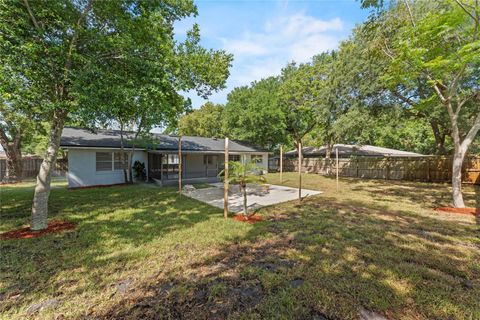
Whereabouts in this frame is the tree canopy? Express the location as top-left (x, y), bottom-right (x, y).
top-left (178, 102), bottom-right (225, 137)
top-left (0, 0), bottom-right (232, 229)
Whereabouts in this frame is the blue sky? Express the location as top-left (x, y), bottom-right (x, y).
top-left (176, 0), bottom-right (370, 108)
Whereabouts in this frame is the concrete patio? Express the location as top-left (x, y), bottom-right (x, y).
top-left (184, 182), bottom-right (322, 213)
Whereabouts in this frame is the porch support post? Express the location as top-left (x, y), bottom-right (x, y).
top-left (178, 137), bottom-right (182, 195)
top-left (280, 145), bottom-right (283, 183)
top-left (298, 141), bottom-right (302, 202)
top-left (224, 137), bottom-right (229, 219)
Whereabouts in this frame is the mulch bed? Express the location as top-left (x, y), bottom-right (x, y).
top-left (0, 220), bottom-right (77, 240)
top-left (434, 207), bottom-right (479, 217)
top-left (233, 214), bottom-right (263, 224)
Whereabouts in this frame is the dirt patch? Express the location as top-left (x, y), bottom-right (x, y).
top-left (0, 220), bottom-right (77, 239)
top-left (434, 207), bottom-right (479, 216)
top-left (233, 213), bottom-right (263, 224)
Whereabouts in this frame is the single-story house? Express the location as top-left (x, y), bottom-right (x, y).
top-left (60, 127), bottom-right (269, 188)
top-left (283, 144), bottom-right (423, 158)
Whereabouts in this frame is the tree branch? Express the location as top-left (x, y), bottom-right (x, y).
top-left (403, 0), bottom-right (416, 28)
top-left (63, 0), bottom-right (94, 86)
top-left (460, 110), bottom-right (480, 149)
top-left (22, 0), bottom-right (41, 31)
top-left (455, 0), bottom-right (477, 22)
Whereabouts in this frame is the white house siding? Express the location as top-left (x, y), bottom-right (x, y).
top-left (66, 148), bottom-right (147, 188)
top-left (184, 154), bottom-right (207, 179)
top-left (242, 153), bottom-right (269, 173)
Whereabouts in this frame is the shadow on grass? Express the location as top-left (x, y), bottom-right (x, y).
top-left (93, 194), bottom-right (480, 320)
top-left (0, 184), bottom-right (221, 315)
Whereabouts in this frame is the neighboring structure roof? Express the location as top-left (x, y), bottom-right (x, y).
top-left (0, 150), bottom-right (5, 158)
top-left (284, 144), bottom-right (423, 158)
top-left (60, 127), bottom-right (266, 153)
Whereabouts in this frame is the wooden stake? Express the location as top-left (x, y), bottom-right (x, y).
top-left (178, 136), bottom-right (182, 195)
top-left (224, 137), bottom-right (229, 219)
top-left (336, 147), bottom-right (339, 192)
top-left (298, 141), bottom-right (302, 202)
top-left (280, 145), bottom-right (283, 183)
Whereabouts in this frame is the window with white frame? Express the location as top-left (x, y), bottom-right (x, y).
top-left (96, 152), bottom-right (128, 171)
top-left (96, 152), bottom-right (112, 171)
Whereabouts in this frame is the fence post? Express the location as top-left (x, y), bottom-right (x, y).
top-left (355, 158), bottom-right (358, 178)
top-left (224, 138), bottom-right (229, 219)
top-left (386, 156), bottom-right (390, 180)
top-left (426, 157), bottom-right (431, 182)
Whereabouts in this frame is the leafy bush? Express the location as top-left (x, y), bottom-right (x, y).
top-left (132, 161), bottom-right (146, 181)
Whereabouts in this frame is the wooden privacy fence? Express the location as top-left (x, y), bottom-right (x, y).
top-left (269, 156), bottom-right (480, 185)
top-left (0, 157), bottom-right (67, 180)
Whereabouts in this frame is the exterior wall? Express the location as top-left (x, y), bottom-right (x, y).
top-left (67, 148), bottom-right (269, 188)
top-left (184, 153), bottom-right (208, 178)
top-left (242, 153), bottom-right (269, 173)
top-left (66, 148), bottom-right (147, 188)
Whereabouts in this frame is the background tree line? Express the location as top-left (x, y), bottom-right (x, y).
top-left (177, 0), bottom-right (479, 160)
top-left (176, 0), bottom-right (480, 208)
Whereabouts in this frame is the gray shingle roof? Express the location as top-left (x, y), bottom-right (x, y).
top-left (60, 127), bottom-right (266, 153)
top-left (284, 144), bottom-right (423, 158)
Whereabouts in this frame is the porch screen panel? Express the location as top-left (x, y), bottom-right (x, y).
top-left (96, 152), bottom-right (113, 171)
top-left (229, 155), bottom-right (241, 162)
top-left (162, 154), bottom-right (179, 180)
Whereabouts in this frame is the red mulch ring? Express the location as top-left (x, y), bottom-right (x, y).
top-left (233, 213), bottom-right (263, 224)
top-left (0, 220), bottom-right (77, 240)
top-left (434, 207), bottom-right (479, 217)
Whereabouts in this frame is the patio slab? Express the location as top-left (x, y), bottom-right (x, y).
top-left (184, 182), bottom-right (322, 213)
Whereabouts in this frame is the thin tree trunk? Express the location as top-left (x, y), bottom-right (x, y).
top-left (241, 183), bottom-right (247, 216)
top-left (298, 141), bottom-right (302, 202)
top-left (119, 122), bottom-right (128, 184)
top-left (31, 110), bottom-right (66, 230)
top-left (325, 143), bottom-right (333, 175)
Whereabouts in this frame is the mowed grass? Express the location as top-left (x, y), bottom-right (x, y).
top-left (0, 174), bottom-right (479, 319)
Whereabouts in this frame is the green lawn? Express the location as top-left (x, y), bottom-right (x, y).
top-left (0, 175), bottom-right (479, 319)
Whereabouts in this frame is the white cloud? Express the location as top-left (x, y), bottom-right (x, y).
top-left (184, 11), bottom-right (346, 108)
top-left (222, 39), bottom-right (269, 56)
top-left (221, 12), bottom-right (344, 87)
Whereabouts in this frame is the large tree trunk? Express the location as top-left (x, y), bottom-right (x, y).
top-left (31, 111), bottom-right (66, 230)
top-left (449, 106), bottom-right (480, 208)
top-left (3, 144), bottom-right (23, 182)
top-left (430, 120), bottom-right (448, 155)
top-left (451, 146), bottom-right (467, 208)
top-left (0, 130), bottom-right (23, 182)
